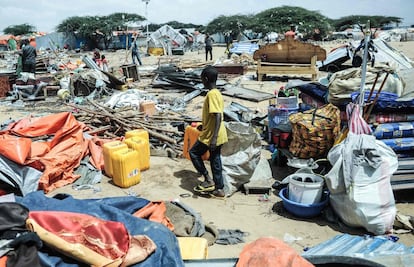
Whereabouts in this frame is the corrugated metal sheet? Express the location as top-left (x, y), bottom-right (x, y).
top-left (303, 234), bottom-right (414, 267)
top-left (303, 234), bottom-right (414, 256)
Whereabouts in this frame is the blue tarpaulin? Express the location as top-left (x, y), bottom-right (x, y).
top-left (17, 191), bottom-right (184, 267)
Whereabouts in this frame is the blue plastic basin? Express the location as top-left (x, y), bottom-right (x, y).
top-left (279, 187), bottom-right (329, 218)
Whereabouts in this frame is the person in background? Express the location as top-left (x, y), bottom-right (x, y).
top-left (20, 39), bottom-right (37, 74)
top-left (284, 25), bottom-right (296, 39)
top-left (8, 36), bottom-right (17, 51)
top-left (93, 49), bottom-right (101, 63)
top-left (100, 55), bottom-right (109, 72)
top-left (204, 33), bottom-right (214, 61)
top-left (224, 32), bottom-right (233, 59)
top-left (312, 28), bottom-right (322, 41)
top-left (190, 66), bottom-right (228, 198)
top-left (131, 37), bottom-right (142, 66)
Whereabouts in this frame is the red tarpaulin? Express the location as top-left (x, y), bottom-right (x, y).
top-left (0, 112), bottom-right (106, 193)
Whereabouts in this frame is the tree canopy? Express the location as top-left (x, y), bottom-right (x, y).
top-left (205, 6), bottom-right (333, 39)
top-left (2, 6), bottom-right (402, 50)
top-left (56, 13), bottom-right (145, 49)
top-left (205, 15), bottom-right (253, 38)
top-left (253, 6), bottom-right (332, 36)
top-left (3, 23), bottom-right (36, 36)
top-left (332, 15), bottom-right (402, 31)
top-left (202, 6), bottom-right (403, 40)
top-left (56, 13), bottom-right (145, 36)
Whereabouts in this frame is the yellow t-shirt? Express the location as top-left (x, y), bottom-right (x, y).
top-left (199, 89), bottom-right (228, 146)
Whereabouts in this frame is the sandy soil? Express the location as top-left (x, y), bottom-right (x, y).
top-left (1, 41), bottom-right (414, 259)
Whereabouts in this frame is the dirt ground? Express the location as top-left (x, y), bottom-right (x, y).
top-left (1, 41), bottom-right (414, 259)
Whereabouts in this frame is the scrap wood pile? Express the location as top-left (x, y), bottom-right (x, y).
top-left (68, 100), bottom-right (189, 157)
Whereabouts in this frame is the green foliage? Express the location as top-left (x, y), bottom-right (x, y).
top-left (51, 6), bottom-right (404, 48)
top-left (3, 23), bottom-right (36, 35)
top-left (333, 15), bottom-right (402, 31)
top-left (56, 13), bottom-right (144, 37)
top-left (205, 14), bottom-right (253, 36)
top-left (253, 6), bottom-right (332, 37)
top-left (203, 6), bottom-right (333, 39)
top-left (56, 13), bottom-right (145, 49)
top-left (146, 21), bottom-right (203, 33)
top-left (162, 21), bottom-right (203, 29)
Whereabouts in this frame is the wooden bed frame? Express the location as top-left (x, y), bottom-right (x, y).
top-left (253, 37), bottom-right (326, 81)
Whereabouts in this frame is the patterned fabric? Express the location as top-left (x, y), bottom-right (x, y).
top-left (27, 211), bottom-right (156, 267)
top-left (368, 113), bottom-right (414, 124)
top-left (289, 104), bottom-right (341, 159)
top-left (372, 122), bottom-right (414, 139)
top-left (346, 103), bottom-right (372, 135)
top-left (380, 138), bottom-right (414, 152)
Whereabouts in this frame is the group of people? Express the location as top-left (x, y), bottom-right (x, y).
top-left (92, 49), bottom-right (109, 72)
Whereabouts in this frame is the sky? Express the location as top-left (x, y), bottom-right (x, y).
top-left (1, 0), bottom-right (413, 34)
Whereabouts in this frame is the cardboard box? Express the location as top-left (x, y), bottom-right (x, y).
top-left (140, 101), bottom-right (156, 116)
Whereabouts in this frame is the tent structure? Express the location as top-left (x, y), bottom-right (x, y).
top-left (317, 38), bottom-right (413, 72)
top-left (149, 25), bottom-right (187, 55)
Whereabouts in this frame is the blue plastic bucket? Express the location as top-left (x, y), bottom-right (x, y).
top-left (279, 187), bottom-right (329, 218)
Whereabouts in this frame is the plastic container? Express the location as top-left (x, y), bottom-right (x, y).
top-left (268, 106), bottom-right (299, 129)
top-left (182, 124), bottom-right (210, 160)
top-left (287, 173), bottom-right (324, 204)
top-left (124, 136), bottom-right (150, 171)
top-left (125, 129), bottom-right (149, 143)
top-left (276, 95), bottom-right (299, 109)
top-left (111, 148), bottom-right (141, 188)
top-left (177, 237), bottom-right (209, 260)
top-left (102, 141), bottom-right (128, 178)
top-left (279, 187), bottom-right (329, 218)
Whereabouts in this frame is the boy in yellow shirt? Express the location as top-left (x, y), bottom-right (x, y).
top-left (190, 66), bottom-right (228, 197)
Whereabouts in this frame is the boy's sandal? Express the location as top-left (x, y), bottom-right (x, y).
top-left (209, 189), bottom-right (226, 199)
top-left (194, 183), bottom-right (215, 192)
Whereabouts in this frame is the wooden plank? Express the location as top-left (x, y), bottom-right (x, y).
top-left (221, 85), bottom-right (275, 102)
top-left (257, 55), bottom-right (319, 81)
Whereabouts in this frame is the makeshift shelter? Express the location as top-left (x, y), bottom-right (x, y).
top-left (35, 32), bottom-right (76, 51)
top-left (0, 34), bottom-right (14, 46)
top-left (317, 38), bottom-right (413, 72)
top-left (0, 34), bottom-right (16, 51)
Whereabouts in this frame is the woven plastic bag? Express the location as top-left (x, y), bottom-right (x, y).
top-left (324, 133), bottom-right (398, 235)
top-left (289, 104), bottom-right (341, 159)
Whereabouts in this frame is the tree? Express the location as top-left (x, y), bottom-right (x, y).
top-left (205, 14), bottom-right (253, 40)
top-left (332, 15), bottom-right (402, 31)
top-left (203, 6), bottom-right (333, 40)
top-left (56, 13), bottom-right (144, 49)
top-left (163, 21), bottom-right (203, 30)
top-left (252, 6), bottom-right (332, 39)
top-left (3, 23), bottom-right (36, 36)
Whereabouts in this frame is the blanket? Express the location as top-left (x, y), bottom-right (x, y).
top-left (17, 191), bottom-right (184, 267)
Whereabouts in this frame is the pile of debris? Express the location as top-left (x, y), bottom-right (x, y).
top-left (69, 99), bottom-right (189, 157)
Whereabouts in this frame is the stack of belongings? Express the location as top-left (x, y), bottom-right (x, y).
top-left (293, 38), bottom-right (414, 187)
top-left (267, 87), bottom-right (300, 150)
top-left (349, 67), bottom-right (414, 189)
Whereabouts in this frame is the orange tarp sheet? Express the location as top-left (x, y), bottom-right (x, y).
top-left (0, 34), bottom-right (14, 45)
top-left (236, 237), bottom-right (314, 267)
top-left (0, 112), bottom-right (105, 193)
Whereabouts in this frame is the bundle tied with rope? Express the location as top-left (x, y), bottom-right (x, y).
top-left (289, 104), bottom-right (341, 159)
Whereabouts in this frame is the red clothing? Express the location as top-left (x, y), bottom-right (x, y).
top-left (285, 30), bottom-right (296, 38)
